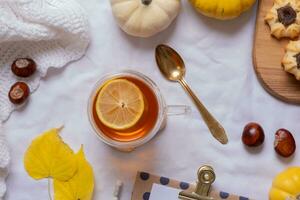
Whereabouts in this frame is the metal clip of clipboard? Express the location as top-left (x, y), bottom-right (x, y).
top-left (178, 165), bottom-right (216, 200)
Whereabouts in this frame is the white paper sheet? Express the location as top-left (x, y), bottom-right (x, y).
top-left (149, 184), bottom-right (181, 200)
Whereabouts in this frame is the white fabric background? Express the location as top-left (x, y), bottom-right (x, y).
top-left (3, 0), bottom-right (300, 199)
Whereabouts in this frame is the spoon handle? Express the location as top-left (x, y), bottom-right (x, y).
top-left (178, 78), bottom-right (228, 144)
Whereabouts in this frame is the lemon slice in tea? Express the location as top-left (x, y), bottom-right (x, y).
top-left (95, 79), bottom-right (145, 130)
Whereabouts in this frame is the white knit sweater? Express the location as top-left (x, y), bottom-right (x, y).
top-left (0, 0), bottom-right (90, 198)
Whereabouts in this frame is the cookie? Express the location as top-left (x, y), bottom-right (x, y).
top-left (282, 40), bottom-right (300, 80)
top-left (265, 0), bottom-right (300, 39)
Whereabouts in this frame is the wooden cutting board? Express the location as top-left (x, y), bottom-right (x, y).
top-left (253, 0), bottom-right (300, 104)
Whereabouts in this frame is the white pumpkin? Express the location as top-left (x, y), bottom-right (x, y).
top-left (110, 0), bottom-right (181, 38)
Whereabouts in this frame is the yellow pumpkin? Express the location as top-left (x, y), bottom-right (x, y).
top-left (189, 0), bottom-right (256, 20)
top-left (269, 167), bottom-right (300, 200)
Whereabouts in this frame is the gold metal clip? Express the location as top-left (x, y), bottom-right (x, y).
top-left (178, 165), bottom-right (215, 200)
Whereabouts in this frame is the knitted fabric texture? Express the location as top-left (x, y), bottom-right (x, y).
top-left (0, 0), bottom-right (90, 198)
top-left (0, 0), bottom-right (90, 122)
top-left (0, 123), bottom-right (9, 199)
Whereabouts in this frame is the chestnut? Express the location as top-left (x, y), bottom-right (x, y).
top-left (8, 82), bottom-right (30, 104)
top-left (274, 129), bottom-right (296, 158)
top-left (242, 122), bottom-right (265, 147)
top-left (11, 58), bottom-right (36, 77)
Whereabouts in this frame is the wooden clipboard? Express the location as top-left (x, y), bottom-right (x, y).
top-left (132, 166), bottom-right (251, 200)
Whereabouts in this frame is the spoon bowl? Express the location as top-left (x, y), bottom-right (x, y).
top-left (155, 44), bottom-right (228, 145)
top-left (155, 44), bottom-right (186, 82)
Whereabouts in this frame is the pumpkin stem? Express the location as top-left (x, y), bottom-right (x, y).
top-left (141, 0), bottom-right (152, 5)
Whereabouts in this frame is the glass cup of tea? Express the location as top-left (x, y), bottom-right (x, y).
top-left (87, 70), bottom-right (190, 152)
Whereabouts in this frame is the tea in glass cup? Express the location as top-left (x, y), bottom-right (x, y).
top-left (88, 70), bottom-right (189, 151)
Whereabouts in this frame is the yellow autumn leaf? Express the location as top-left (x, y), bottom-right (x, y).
top-left (54, 146), bottom-right (94, 200)
top-left (24, 127), bottom-right (77, 181)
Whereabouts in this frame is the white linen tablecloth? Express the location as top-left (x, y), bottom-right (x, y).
top-left (3, 0), bottom-right (300, 199)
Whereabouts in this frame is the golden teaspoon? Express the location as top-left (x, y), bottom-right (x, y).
top-left (155, 44), bottom-right (228, 145)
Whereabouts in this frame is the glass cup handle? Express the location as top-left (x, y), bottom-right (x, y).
top-left (165, 105), bottom-right (191, 116)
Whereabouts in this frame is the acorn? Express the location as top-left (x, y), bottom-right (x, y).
top-left (8, 82), bottom-right (30, 104)
top-left (11, 58), bottom-right (36, 77)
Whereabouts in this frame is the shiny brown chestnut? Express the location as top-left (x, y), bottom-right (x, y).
top-left (8, 82), bottom-right (30, 104)
top-left (242, 122), bottom-right (265, 147)
top-left (274, 129), bottom-right (296, 158)
top-left (11, 58), bottom-right (36, 77)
